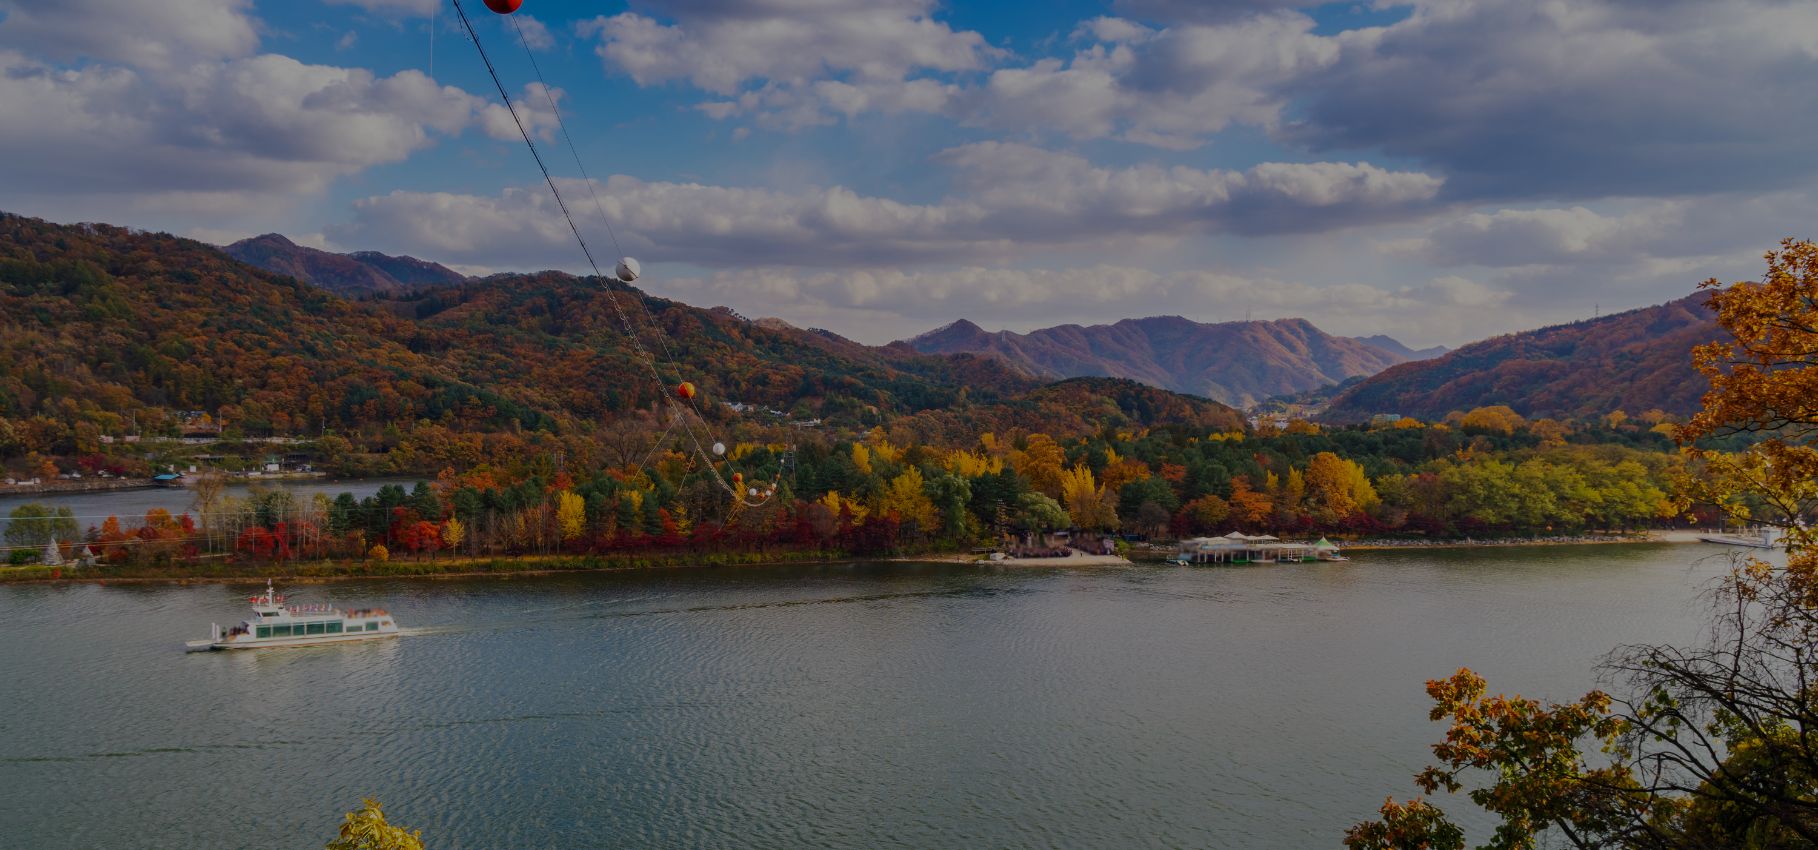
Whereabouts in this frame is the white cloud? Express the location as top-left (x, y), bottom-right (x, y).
top-left (583, 0), bottom-right (1000, 129)
top-left (1399, 191), bottom-right (1818, 272)
top-left (0, 48), bottom-right (549, 214)
top-left (587, 0), bottom-right (998, 93)
top-left (957, 12), bottom-right (1343, 148)
top-left (513, 15), bottom-right (556, 51)
top-left (330, 144), bottom-right (1444, 267)
top-left (583, 0), bottom-right (1818, 202)
top-left (0, 0), bottom-right (259, 71)
top-left (321, 0), bottom-right (439, 15)
top-left (1282, 0), bottom-right (1818, 198)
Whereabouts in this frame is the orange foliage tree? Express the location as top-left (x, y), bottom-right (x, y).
top-left (1349, 240), bottom-right (1818, 849)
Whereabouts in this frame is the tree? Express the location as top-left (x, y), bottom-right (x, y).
top-left (1134, 501), bottom-right (1171, 538)
top-left (441, 517), bottom-right (466, 554)
top-left (1348, 240), bottom-right (1818, 849)
top-left (1060, 464), bottom-right (1119, 531)
top-left (188, 469), bottom-right (228, 551)
top-left (873, 466), bottom-right (938, 532)
top-left (1117, 476), bottom-right (1179, 520)
top-left (1304, 452), bottom-right (1379, 525)
top-left (926, 471), bottom-right (974, 541)
top-left (4, 503), bottom-right (78, 549)
top-left (1184, 494), bottom-right (1230, 533)
top-left (326, 798), bottom-right (424, 850)
top-left (1456, 405), bottom-right (1526, 436)
top-left (1227, 478), bottom-right (1273, 529)
top-left (1014, 492), bottom-right (1069, 534)
top-left (555, 490), bottom-right (586, 541)
top-left (1011, 433), bottom-right (1066, 497)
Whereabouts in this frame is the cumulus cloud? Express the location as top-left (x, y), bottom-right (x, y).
top-left (0, 0), bottom-right (259, 71)
top-left (1398, 191), bottom-right (1818, 274)
top-left (329, 144), bottom-right (1444, 267)
top-left (583, 0), bottom-right (1000, 128)
top-left (0, 48), bottom-right (553, 213)
top-left (1282, 0), bottom-right (1818, 198)
top-left (584, 0), bottom-right (1818, 202)
top-left (957, 11), bottom-right (1343, 148)
top-left (587, 0), bottom-right (998, 92)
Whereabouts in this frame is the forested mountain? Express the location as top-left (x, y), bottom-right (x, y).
top-left (221, 233), bottom-right (466, 297)
top-left (0, 213), bottom-right (1238, 474)
top-left (1321, 294), bottom-right (1716, 423)
top-left (904, 316), bottom-right (1426, 407)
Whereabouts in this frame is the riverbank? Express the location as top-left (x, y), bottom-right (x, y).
top-left (0, 478), bottom-right (156, 497)
top-left (1, 532), bottom-right (1721, 585)
top-left (0, 550), bottom-right (852, 585)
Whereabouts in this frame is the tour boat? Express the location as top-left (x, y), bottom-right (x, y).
top-left (185, 580), bottom-right (400, 651)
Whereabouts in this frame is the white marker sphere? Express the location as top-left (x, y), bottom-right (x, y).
top-left (748, 488), bottom-right (758, 497)
top-left (712, 442), bottom-right (726, 456)
top-left (615, 257), bottom-right (641, 282)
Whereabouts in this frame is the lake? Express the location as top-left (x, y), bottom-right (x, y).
top-left (0, 544), bottom-right (1753, 849)
top-left (0, 478), bottom-right (424, 538)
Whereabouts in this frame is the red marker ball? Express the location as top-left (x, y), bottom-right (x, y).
top-left (484, 0), bottom-right (522, 14)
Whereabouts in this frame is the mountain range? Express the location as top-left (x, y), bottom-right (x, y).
top-left (904, 316), bottom-right (1446, 407)
top-left (0, 213), bottom-right (1242, 466)
top-left (222, 233), bottom-right (467, 297)
top-left (1320, 294), bottom-right (1716, 423)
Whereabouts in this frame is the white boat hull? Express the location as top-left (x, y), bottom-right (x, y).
top-left (195, 630), bottom-right (401, 651)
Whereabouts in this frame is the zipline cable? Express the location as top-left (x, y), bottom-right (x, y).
top-left (448, 0), bottom-right (788, 506)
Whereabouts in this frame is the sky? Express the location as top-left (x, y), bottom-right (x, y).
top-left (2, 0), bottom-right (1814, 347)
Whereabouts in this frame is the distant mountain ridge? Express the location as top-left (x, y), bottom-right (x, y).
top-left (221, 233), bottom-right (466, 297)
top-left (1, 214), bottom-right (1240, 462)
top-left (904, 315), bottom-right (1439, 407)
top-left (1321, 293), bottom-right (1716, 422)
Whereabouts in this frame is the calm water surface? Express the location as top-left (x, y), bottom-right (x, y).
top-left (0, 544), bottom-right (1752, 849)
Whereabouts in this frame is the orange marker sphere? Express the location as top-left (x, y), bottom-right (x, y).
top-left (675, 382), bottom-right (696, 400)
top-left (732, 472), bottom-right (744, 484)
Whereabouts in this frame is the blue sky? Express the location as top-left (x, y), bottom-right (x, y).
top-left (2, 0), bottom-right (1815, 346)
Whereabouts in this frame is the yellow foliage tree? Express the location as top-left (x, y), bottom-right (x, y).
top-left (367, 544), bottom-right (389, 562)
top-left (1304, 451), bottom-right (1379, 524)
top-left (441, 518), bottom-right (466, 553)
top-left (866, 427), bottom-right (902, 464)
top-left (1059, 464), bottom-right (1119, 531)
top-left (851, 442), bottom-right (873, 476)
top-left (555, 490), bottom-right (586, 541)
top-left (873, 467), bottom-right (937, 530)
top-left (326, 798), bottom-right (423, 850)
top-left (819, 490), bottom-right (869, 524)
top-left (945, 448), bottom-right (1003, 477)
top-left (1012, 433), bottom-right (1066, 497)
top-left (1458, 405), bottom-right (1527, 436)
